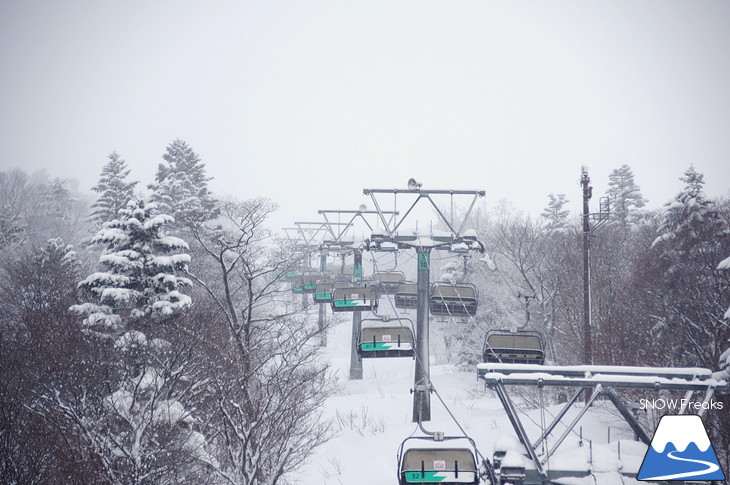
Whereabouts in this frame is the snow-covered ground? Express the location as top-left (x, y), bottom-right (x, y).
top-left (299, 312), bottom-right (649, 485)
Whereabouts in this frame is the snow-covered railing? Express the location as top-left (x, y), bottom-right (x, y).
top-left (477, 363), bottom-right (728, 393)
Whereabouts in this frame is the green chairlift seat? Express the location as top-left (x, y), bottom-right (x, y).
top-left (290, 276), bottom-right (305, 294)
top-left (313, 281), bottom-right (348, 304)
top-left (331, 286), bottom-right (378, 312)
top-left (358, 326), bottom-right (414, 358)
top-left (399, 448), bottom-right (479, 485)
top-left (301, 273), bottom-right (329, 294)
top-left (280, 265), bottom-right (309, 282)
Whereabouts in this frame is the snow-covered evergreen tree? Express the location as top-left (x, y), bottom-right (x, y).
top-left (150, 139), bottom-right (217, 230)
top-left (91, 151), bottom-right (138, 224)
top-left (653, 166), bottom-right (723, 251)
top-left (718, 254), bottom-right (730, 379)
top-left (541, 193), bottom-right (570, 231)
top-left (651, 166), bottom-right (730, 368)
top-left (72, 197), bottom-right (192, 336)
top-left (606, 164), bottom-right (646, 225)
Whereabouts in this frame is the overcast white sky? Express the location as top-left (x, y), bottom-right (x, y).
top-left (1, 1), bottom-right (729, 231)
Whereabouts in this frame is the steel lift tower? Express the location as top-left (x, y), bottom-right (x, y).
top-left (364, 180), bottom-right (485, 422)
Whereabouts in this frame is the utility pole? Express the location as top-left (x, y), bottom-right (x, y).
top-left (580, 167), bottom-right (610, 403)
top-left (581, 168), bottom-right (592, 367)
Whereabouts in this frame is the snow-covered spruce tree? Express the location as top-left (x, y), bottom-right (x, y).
top-left (72, 197), bottom-right (192, 337)
top-left (650, 166), bottom-right (730, 368)
top-left (150, 139), bottom-right (217, 231)
top-left (541, 193), bottom-right (571, 232)
top-left (63, 198), bottom-right (218, 484)
top-left (606, 164), bottom-right (646, 226)
top-left (91, 151), bottom-right (138, 225)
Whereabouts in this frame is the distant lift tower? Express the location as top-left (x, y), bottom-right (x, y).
top-left (318, 208), bottom-right (398, 380)
top-left (364, 180), bottom-right (485, 422)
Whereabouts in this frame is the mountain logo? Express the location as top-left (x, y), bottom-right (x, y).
top-left (637, 415), bottom-right (725, 481)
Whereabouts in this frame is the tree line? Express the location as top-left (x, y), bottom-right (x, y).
top-left (0, 140), bottom-right (333, 484)
top-left (433, 164), bottom-right (730, 472)
top-left (1, 150), bottom-right (728, 482)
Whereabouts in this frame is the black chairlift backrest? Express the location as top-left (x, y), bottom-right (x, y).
top-left (429, 283), bottom-right (478, 317)
top-left (372, 271), bottom-right (406, 295)
top-left (331, 286), bottom-right (378, 312)
top-left (395, 283), bottom-right (418, 309)
top-left (399, 447), bottom-right (479, 485)
top-left (483, 329), bottom-right (545, 365)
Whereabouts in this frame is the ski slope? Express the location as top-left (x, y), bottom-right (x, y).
top-left (299, 314), bottom-right (648, 485)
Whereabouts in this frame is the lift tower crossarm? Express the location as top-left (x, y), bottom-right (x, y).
top-left (318, 209), bottom-right (398, 244)
top-left (363, 188), bottom-right (484, 239)
top-left (363, 189), bottom-right (486, 196)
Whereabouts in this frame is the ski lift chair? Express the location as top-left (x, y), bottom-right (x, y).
top-left (429, 283), bottom-right (478, 317)
top-left (358, 326), bottom-right (414, 358)
top-left (302, 274), bottom-right (331, 294)
top-left (372, 271), bottom-right (406, 295)
top-left (290, 276), bottom-right (305, 294)
top-left (483, 329), bottom-right (545, 365)
top-left (281, 265), bottom-right (307, 282)
top-left (395, 283), bottom-right (418, 309)
top-left (331, 286), bottom-right (378, 312)
top-left (398, 436), bottom-right (480, 485)
top-left (335, 265), bottom-right (355, 282)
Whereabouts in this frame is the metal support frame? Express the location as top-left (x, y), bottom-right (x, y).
top-left (532, 387), bottom-right (584, 450)
top-left (319, 209), bottom-right (398, 243)
top-left (363, 188), bottom-right (485, 240)
top-left (349, 249), bottom-right (364, 380)
top-left (493, 381), bottom-right (546, 477)
top-left (544, 384), bottom-right (602, 463)
top-left (363, 184), bottom-right (486, 424)
top-left (479, 363), bottom-right (727, 482)
top-left (601, 387), bottom-right (650, 444)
